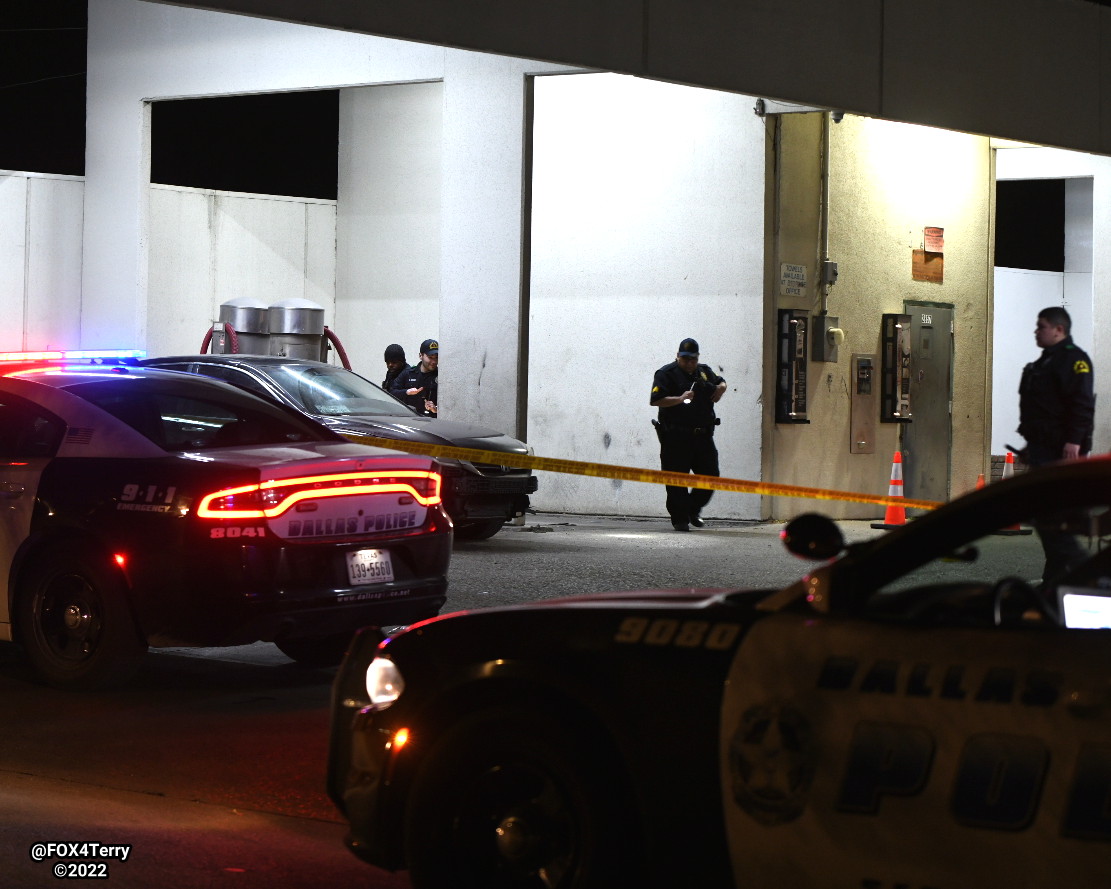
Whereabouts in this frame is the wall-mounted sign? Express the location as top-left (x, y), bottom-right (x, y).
top-left (924, 226), bottom-right (944, 253)
top-left (780, 262), bottom-right (807, 297)
top-left (912, 249), bottom-right (944, 283)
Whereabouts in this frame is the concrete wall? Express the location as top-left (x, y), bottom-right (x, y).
top-left (85, 0), bottom-right (771, 519)
top-left (86, 0), bottom-right (579, 442)
top-left (147, 185), bottom-right (337, 357)
top-left (766, 115), bottom-right (995, 519)
top-left (336, 83), bottom-right (442, 382)
top-left (527, 73), bottom-right (765, 518)
top-left (0, 172), bottom-right (84, 352)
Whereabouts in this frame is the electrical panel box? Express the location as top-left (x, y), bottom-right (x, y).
top-left (812, 313), bottom-right (840, 363)
top-left (850, 354), bottom-right (877, 453)
top-left (776, 309), bottom-right (809, 423)
top-left (880, 313), bottom-right (913, 422)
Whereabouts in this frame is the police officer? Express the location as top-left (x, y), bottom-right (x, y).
top-left (651, 337), bottom-right (727, 531)
top-left (1018, 306), bottom-right (1095, 583)
top-left (382, 343), bottom-right (409, 391)
top-left (391, 338), bottom-right (439, 416)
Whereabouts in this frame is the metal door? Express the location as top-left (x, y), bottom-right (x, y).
top-left (900, 303), bottom-right (953, 502)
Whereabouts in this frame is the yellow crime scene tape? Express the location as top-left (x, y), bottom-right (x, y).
top-left (342, 433), bottom-right (944, 512)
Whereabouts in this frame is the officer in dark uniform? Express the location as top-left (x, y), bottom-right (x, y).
top-left (651, 337), bottom-right (727, 531)
top-left (382, 343), bottom-right (409, 391)
top-left (1018, 306), bottom-right (1095, 583)
top-left (390, 338), bottom-right (438, 416)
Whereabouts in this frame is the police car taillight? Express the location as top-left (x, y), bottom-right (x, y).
top-left (0, 349), bottom-right (145, 376)
top-left (197, 470), bottom-right (443, 519)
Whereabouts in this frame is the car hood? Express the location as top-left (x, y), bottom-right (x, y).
top-left (533, 588), bottom-right (743, 606)
top-left (316, 415), bottom-right (530, 456)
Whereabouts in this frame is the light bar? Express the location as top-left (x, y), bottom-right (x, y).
top-left (198, 470), bottom-right (443, 519)
top-left (0, 349), bottom-right (146, 361)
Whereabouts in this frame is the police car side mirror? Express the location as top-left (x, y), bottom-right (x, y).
top-left (781, 513), bottom-right (844, 561)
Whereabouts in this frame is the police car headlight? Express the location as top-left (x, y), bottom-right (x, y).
top-left (366, 656), bottom-right (404, 709)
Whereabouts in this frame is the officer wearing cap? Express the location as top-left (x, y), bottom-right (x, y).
top-left (382, 343), bottom-right (409, 391)
top-left (390, 338), bottom-right (439, 416)
top-left (651, 337), bottom-right (727, 531)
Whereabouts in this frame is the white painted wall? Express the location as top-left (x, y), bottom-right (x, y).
top-left (994, 146), bottom-right (1106, 453)
top-left (336, 83), bottom-right (443, 381)
top-left (84, 0), bottom-right (450, 352)
top-left (147, 185), bottom-right (337, 357)
top-left (85, 0), bottom-right (578, 435)
top-left (528, 74), bottom-right (765, 518)
top-left (0, 172), bottom-right (83, 352)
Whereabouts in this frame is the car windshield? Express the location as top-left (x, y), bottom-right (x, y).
top-left (269, 364), bottom-right (415, 418)
top-left (68, 376), bottom-right (335, 450)
top-left (822, 460), bottom-right (1111, 628)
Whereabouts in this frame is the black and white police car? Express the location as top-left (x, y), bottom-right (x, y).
top-left (141, 355), bottom-right (538, 540)
top-left (0, 351), bottom-right (452, 689)
top-left (328, 457), bottom-right (1111, 889)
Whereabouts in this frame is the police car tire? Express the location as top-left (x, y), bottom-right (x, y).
top-left (274, 632), bottom-right (352, 667)
top-left (403, 706), bottom-right (636, 889)
top-left (18, 545), bottom-right (147, 690)
top-left (454, 519), bottom-right (506, 541)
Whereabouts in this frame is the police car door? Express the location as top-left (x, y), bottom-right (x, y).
top-left (0, 396), bottom-right (64, 640)
top-left (721, 610), bottom-right (1111, 889)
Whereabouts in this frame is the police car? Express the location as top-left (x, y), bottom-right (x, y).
top-left (328, 457), bottom-right (1111, 889)
top-left (141, 355), bottom-right (538, 540)
top-left (0, 351), bottom-right (452, 689)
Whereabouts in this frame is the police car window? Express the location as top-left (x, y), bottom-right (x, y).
top-left (69, 379), bottom-right (330, 450)
top-left (196, 365), bottom-right (272, 399)
top-left (0, 399), bottom-right (64, 459)
top-left (876, 530), bottom-right (1046, 596)
top-left (273, 365), bottom-right (412, 416)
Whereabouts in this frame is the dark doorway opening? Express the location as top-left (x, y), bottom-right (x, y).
top-left (150, 91), bottom-right (340, 200)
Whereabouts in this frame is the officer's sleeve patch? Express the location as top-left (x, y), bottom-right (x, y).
top-left (652, 385), bottom-right (659, 393)
top-left (1074, 360), bottom-right (1091, 374)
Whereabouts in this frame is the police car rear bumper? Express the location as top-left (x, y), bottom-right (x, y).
top-left (135, 527), bottom-right (452, 647)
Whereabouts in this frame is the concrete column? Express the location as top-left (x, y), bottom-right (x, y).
top-left (439, 52), bottom-right (532, 436)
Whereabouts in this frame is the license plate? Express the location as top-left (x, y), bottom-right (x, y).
top-left (346, 549), bottom-right (394, 585)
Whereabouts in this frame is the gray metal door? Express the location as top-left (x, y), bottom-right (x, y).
top-left (900, 302), bottom-right (953, 502)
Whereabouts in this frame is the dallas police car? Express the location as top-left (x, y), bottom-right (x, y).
top-left (328, 457), bottom-right (1111, 889)
top-left (0, 350), bottom-right (451, 689)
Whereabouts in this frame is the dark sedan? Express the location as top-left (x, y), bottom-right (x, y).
top-left (142, 355), bottom-right (537, 539)
top-left (328, 457), bottom-right (1111, 889)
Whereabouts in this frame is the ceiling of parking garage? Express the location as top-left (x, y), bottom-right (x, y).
top-left (152, 0), bottom-right (1111, 156)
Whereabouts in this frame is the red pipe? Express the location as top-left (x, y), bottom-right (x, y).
top-left (324, 327), bottom-right (352, 370)
top-left (199, 322), bottom-right (240, 354)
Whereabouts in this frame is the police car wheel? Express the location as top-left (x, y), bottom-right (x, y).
top-left (274, 632), bottom-right (352, 667)
top-left (404, 707), bottom-right (635, 889)
top-left (17, 545), bottom-right (147, 690)
top-left (454, 519), bottom-right (506, 541)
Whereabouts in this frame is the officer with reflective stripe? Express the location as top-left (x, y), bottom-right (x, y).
top-left (1018, 306), bottom-right (1095, 584)
top-left (651, 337), bottom-right (727, 531)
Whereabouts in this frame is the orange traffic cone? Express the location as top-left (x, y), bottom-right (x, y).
top-left (995, 451), bottom-right (1032, 535)
top-left (976, 472), bottom-right (985, 490)
top-left (870, 451), bottom-right (907, 530)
